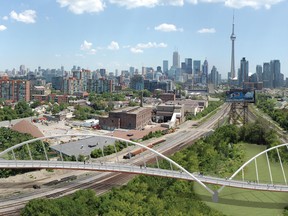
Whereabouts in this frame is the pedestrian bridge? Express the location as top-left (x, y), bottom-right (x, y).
top-left (0, 134), bottom-right (288, 201)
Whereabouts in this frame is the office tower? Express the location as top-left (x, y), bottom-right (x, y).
top-left (129, 66), bottom-right (135, 76)
top-left (210, 66), bottom-right (219, 87)
top-left (181, 62), bottom-right (186, 72)
top-left (193, 60), bottom-right (201, 75)
top-left (19, 64), bottom-right (26, 76)
top-left (142, 67), bottom-right (146, 76)
top-left (262, 62), bottom-right (272, 88)
top-left (238, 57), bottom-right (249, 87)
top-left (256, 65), bottom-right (263, 82)
top-left (185, 58), bottom-right (192, 74)
top-left (202, 59), bottom-right (208, 84)
top-left (270, 60), bottom-right (281, 88)
top-left (163, 60), bottom-right (169, 75)
top-left (230, 13), bottom-right (236, 80)
top-left (173, 51), bottom-right (180, 68)
top-left (99, 69), bottom-right (107, 78)
top-left (61, 66), bottom-right (64, 76)
top-left (193, 60), bottom-right (201, 84)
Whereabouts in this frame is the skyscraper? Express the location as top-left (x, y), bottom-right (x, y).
top-left (256, 65), bottom-right (263, 82)
top-left (263, 62), bottom-right (272, 88)
top-left (230, 13), bottom-right (236, 81)
top-left (193, 60), bottom-right (201, 75)
top-left (238, 57), bottom-right (249, 87)
top-left (210, 66), bottom-right (219, 86)
top-left (270, 60), bottom-right (282, 88)
top-left (173, 51), bottom-right (180, 68)
top-left (202, 59), bottom-right (208, 84)
top-left (185, 58), bottom-right (192, 74)
top-left (163, 60), bottom-right (169, 75)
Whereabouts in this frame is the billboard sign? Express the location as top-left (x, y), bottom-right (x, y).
top-left (225, 89), bottom-right (255, 103)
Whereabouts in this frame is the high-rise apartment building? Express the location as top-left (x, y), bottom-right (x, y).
top-left (0, 75), bottom-right (30, 102)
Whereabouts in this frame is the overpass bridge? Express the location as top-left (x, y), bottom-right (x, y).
top-left (1, 134), bottom-right (288, 202)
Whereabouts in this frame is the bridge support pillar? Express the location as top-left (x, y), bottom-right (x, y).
top-left (212, 190), bottom-right (219, 203)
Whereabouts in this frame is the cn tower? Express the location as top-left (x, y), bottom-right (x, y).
top-left (230, 12), bottom-right (236, 80)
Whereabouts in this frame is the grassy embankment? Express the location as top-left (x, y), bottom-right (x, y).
top-left (194, 143), bottom-right (288, 216)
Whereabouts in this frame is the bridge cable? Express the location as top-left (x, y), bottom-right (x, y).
top-left (255, 158), bottom-right (259, 184)
top-left (26, 144), bottom-right (33, 160)
top-left (266, 152), bottom-right (273, 184)
top-left (276, 148), bottom-right (287, 185)
top-left (113, 141), bottom-right (119, 163)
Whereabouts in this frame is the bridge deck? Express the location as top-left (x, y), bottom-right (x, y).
top-left (1, 160), bottom-right (288, 192)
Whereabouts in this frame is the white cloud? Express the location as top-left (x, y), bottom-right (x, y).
top-left (89, 49), bottom-right (97, 54)
top-left (108, 0), bottom-right (283, 9)
top-left (136, 42), bottom-right (167, 49)
top-left (0, 25), bottom-right (7, 31)
top-left (2, 16), bottom-right (8, 20)
top-left (194, 0), bottom-right (283, 9)
top-left (108, 41), bottom-right (120, 50)
top-left (109, 0), bottom-right (185, 9)
top-left (223, 0), bottom-right (284, 9)
top-left (130, 42), bottom-right (167, 53)
top-left (197, 28), bottom-right (216, 33)
top-left (155, 23), bottom-right (183, 32)
top-left (130, 47), bottom-right (144, 53)
top-left (57, 0), bottom-right (105, 14)
top-left (10, 10), bottom-right (36, 23)
top-left (109, 0), bottom-right (159, 8)
top-left (80, 40), bottom-right (93, 51)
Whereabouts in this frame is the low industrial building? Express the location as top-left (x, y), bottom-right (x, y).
top-left (155, 99), bottom-right (208, 128)
top-left (99, 106), bottom-right (152, 130)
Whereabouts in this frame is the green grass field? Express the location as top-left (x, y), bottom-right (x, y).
top-left (194, 143), bottom-right (288, 216)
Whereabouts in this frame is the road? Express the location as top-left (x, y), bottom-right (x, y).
top-left (0, 103), bottom-right (230, 215)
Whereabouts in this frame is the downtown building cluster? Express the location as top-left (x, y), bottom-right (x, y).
top-left (228, 57), bottom-right (284, 90)
top-left (0, 50), bottom-right (221, 103)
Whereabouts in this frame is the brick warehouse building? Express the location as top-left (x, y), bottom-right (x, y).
top-left (99, 106), bottom-right (152, 130)
top-left (0, 75), bottom-right (30, 102)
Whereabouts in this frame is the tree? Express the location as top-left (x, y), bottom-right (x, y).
top-left (14, 101), bottom-right (33, 118)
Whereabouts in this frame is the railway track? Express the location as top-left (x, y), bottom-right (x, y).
top-left (0, 104), bottom-right (229, 215)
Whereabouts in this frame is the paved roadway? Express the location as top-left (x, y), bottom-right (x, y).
top-left (0, 117), bottom-right (33, 128)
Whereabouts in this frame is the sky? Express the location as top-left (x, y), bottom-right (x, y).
top-left (0, 0), bottom-right (287, 78)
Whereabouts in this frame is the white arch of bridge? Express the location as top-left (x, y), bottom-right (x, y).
top-left (218, 142), bottom-right (288, 193)
top-left (0, 134), bottom-right (214, 194)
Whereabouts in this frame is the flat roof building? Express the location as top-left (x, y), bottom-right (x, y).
top-left (99, 106), bottom-right (152, 130)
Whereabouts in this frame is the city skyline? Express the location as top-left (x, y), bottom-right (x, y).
top-left (0, 0), bottom-right (288, 78)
